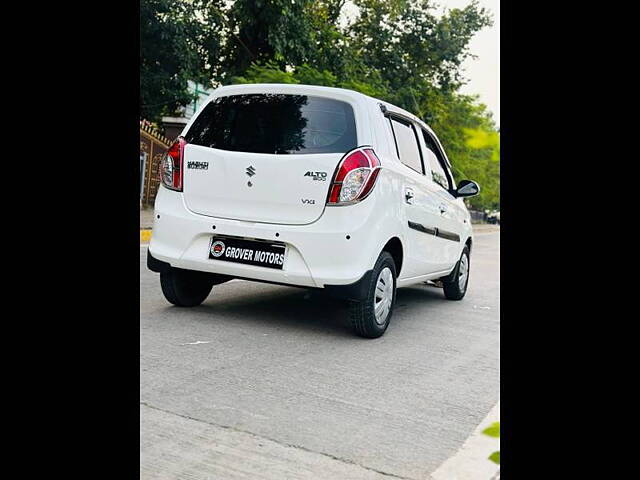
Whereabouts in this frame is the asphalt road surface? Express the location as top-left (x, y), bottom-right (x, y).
top-left (140, 232), bottom-right (500, 480)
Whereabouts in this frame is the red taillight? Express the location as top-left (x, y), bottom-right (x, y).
top-left (327, 147), bottom-right (382, 205)
top-left (160, 136), bottom-right (186, 191)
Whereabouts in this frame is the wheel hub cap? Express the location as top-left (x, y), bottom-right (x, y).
top-left (458, 254), bottom-right (469, 290)
top-left (374, 267), bottom-right (393, 325)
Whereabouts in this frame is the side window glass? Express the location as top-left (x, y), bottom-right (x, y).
top-left (389, 117), bottom-right (423, 174)
top-left (421, 130), bottom-right (451, 190)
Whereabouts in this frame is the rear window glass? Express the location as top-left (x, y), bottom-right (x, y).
top-left (185, 94), bottom-right (357, 154)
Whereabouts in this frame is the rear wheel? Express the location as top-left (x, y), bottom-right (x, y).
top-left (349, 252), bottom-right (396, 338)
top-left (443, 246), bottom-right (470, 300)
top-left (160, 267), bottom-right (214, 307)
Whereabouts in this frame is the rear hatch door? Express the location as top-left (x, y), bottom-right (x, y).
top-left (182, 93), bottom-right (358, 225)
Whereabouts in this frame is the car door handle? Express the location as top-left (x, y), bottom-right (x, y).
top-left (405, 189), bottom-right (414, 204)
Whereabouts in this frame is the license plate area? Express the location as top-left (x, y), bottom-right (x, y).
top-left (209, 236), bottom-right (286, 270)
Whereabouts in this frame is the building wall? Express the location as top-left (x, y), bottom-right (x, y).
top-left (140, 121), bottom-right (171, 207)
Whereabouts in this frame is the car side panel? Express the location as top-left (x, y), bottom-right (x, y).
top-left (368, 101), bottom-right (451, 278)
top-left (370, 98), bottom-right (472, 274)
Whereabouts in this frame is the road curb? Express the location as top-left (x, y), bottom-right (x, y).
top-left (141, 229), bottom-right (152, 244)
top-left (431, 401), bottom-right (500, 480)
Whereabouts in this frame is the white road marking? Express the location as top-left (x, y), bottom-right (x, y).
top-left (179, 341), bottom-right (211, 346)
top-left (430, 401), bottom-right (500, 480)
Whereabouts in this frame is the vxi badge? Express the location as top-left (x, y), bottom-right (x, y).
top-left (304, 171), bottom-right (327, 181)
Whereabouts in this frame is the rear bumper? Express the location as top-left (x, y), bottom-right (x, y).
top-left (147, 249), bottom-right (373, 300)
top-left (148, 186), bottom-right (385, 289)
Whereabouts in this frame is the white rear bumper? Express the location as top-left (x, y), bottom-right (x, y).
top-left (148, 186), bottom-right (389, 288)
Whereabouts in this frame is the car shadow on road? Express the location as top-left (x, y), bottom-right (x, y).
top-left (167, 281), bottom-right (450, 338)
top-left (395, 284), bottom-right (449, 310)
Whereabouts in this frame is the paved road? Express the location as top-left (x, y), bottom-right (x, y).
top-left (140, 232), bottom-right (500, 480)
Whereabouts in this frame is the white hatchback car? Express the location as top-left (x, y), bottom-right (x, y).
top-left (148, 83), bottom-right (480, 338)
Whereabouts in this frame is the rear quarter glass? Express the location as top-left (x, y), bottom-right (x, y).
top-left (184, 94), bottom-right (357, 155)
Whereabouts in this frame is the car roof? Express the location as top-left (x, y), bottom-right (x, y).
top-left (212, 83), bottom-right (369, 101)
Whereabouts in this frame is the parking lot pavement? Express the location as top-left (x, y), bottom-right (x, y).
top-left (471, 224), bottom-right (500, 234)
top-left (141, 208), bottom-right (155, 229)
top-left (140, 232), bottom-right (500, 479)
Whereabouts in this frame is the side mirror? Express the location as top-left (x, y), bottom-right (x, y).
top-left (455, 179), bottom-right (480, 198)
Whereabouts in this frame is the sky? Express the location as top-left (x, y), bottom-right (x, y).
top-left (342, 0), bottom-right (500, 127)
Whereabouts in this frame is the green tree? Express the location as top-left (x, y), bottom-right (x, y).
top-left (426, 91), bottom-right (499, 210)
top-left (348, 0), bottom-right (492, 92)
top-left (231, 60), bottom-right (299, 84)
top-left (140, 0), bottom-right (224, 122)
top-left (303, 1), bottom-right (351, 75)
top-left (221, 0), bottom-right (319, 81)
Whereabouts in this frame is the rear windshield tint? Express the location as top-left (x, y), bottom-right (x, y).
top-left (185, 94), bottom-right (357, 154)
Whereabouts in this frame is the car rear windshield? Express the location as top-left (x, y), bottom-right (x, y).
top-left (185, 94), bottom-right (357, 154)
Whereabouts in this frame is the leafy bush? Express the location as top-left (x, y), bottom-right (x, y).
top-left (482, 421), bottom-right (500, 464)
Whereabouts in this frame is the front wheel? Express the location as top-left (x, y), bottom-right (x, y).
top-left (349, 252), bottom-right (397, 338)
top-left (160, 267), bottom-right (214, 307)
top-left (443, 246), bottom-right (470, 300)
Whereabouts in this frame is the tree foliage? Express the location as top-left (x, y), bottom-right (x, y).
top-left (140, 0), bottom-right (500, 209)
top-left (222, 0), bottom-right (317, 79)
top-left (140, 0), bottom-right (225, 120)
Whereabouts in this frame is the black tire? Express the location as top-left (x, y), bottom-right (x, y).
top-left (160, 267), bottom-right (214, 307)
top-left (349, 252), bottom-right (397, 339)
top-left (443, 246), bottom-right (470, 301)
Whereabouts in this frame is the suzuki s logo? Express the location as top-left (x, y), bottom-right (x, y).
top-left (246, 165), bottom-right (256, 177)
top-left (301, 199), bottom-right (316, 205)
top-left (304, 171), bottom-right (327, 181)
